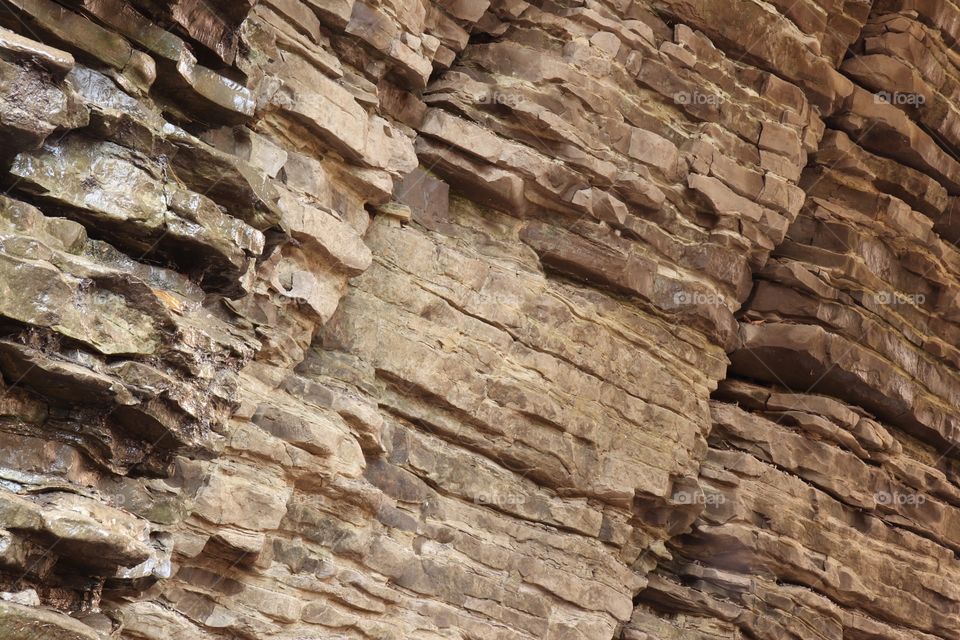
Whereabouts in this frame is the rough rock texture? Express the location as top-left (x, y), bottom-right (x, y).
top-left (0, 0), bottom-right (958, 639)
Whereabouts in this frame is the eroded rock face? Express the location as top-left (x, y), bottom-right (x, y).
top-left (0, 0), bottom-right (958, 639)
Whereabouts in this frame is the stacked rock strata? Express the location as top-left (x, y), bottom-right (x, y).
top-left (0, 0), bottom-right (955, 639)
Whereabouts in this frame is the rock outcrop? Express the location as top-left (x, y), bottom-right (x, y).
top-left (0, 0), bottom-right (958, 639)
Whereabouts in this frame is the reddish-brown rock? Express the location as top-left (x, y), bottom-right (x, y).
top-left (0, 0), bottom-right (958, 639)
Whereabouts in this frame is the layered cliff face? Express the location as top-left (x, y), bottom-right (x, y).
top-left (0, 0), bottom-right (959, 638)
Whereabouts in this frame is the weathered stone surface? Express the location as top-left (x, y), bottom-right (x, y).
top-left (0, 28), bottom-right (88, 152)
top-left (10, 136), bottom-right (264, 297)
top-left (0, 0), bottom-right (958, 639)
top-left (627, 4), bottom-right (960, 639)
top-left (0, 601), bottom-right (99, 640)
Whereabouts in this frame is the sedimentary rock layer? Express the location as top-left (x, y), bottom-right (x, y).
top-left (0, 0), bottom-right (958, 639)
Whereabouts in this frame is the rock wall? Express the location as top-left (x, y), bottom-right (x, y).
top-left (0, 0), bottom-right (959, 639)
